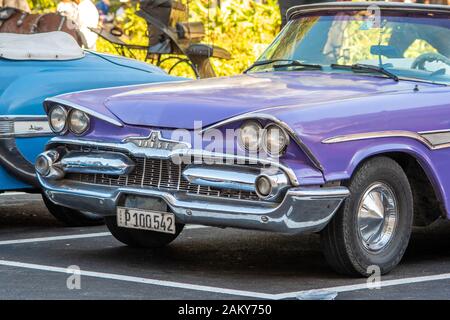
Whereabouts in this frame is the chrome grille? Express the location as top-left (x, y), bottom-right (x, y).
top-left (64, 145), bottom-right (261, 201)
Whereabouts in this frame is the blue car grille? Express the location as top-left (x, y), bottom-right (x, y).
top-left (64, 145), bottom-right (262, 202)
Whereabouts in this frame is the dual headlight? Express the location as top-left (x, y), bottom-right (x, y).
top-left (238, 120), bottom-right (289, 156)
top-left (49, 105), bottom-right (90, 135)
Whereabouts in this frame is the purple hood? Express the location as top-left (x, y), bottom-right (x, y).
top-left (58, 71), bottom-right (428, 130)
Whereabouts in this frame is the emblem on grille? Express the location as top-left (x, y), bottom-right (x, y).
top-left (124, 131), bottom-right (190, 151)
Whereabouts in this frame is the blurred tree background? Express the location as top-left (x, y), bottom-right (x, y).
top-left (26, 0), bottom-right (281, 77)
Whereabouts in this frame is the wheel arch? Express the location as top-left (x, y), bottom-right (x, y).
top-left (346, 148), bottom-right (446, 226)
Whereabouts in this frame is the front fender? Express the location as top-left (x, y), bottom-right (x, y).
top-left (317, 138), bottom-right (449, 217)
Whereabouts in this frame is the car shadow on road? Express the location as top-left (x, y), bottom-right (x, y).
top-left (83, 220), bottom-right (450, 284)
top-left (0, 195), bottom-right (60, 229)
top-left (403, 220), bottom-right (450, 263)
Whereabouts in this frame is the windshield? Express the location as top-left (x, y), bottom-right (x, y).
top-left (254, 9), bottom-right (450, 85)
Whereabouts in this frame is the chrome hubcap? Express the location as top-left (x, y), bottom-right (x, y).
top-left (357, 182), bottom-right (398, 252)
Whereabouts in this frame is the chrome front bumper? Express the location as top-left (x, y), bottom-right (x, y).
top-left (38, 175), bottom-right (349, 234)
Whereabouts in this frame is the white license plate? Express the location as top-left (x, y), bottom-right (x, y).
top-left (116, 207), bottom-right (176, 234)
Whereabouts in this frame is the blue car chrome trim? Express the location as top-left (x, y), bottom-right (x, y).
top-left (44, 97), bottom-right (124, 127)
top-left (0, 115), bottom-right (53, 138)
top-left (201, 112), bottom-right (323, 172)
top-left (46, 137), bottom-right (301, 186)
top-left (38, 171), bottom-right (349, 234)
top-left (322, 130), bottom-right (450, 150)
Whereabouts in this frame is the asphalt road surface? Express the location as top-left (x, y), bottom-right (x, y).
top-left (0, 192), bottom-right (449, 300)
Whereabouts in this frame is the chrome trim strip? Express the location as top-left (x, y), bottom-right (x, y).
top-left (322, 130), bottom-right (450, 150)
top-left (47, 137), bottom-right (301, 186)
top-left (419, 130), bottom-right (450, 148)
top-left (287, 2), bottom-right (450, 20)
top-left (182, 165), bottom-right (261, 192)
top-left (59, 151), bottom-right (135, 175)
top-left (0, 115), bottom-right (53, 138)
top-left (0, 115), bottom-right (48, 121)
top-left (419, 129), bottom-right (450, 135)
top-left (44, 97), bottom-right (123, 127)
top-left (201, 112), bottom-right (323, 171)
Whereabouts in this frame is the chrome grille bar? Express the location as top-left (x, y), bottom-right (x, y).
top-left (63, 145), bottom-right (261, 202)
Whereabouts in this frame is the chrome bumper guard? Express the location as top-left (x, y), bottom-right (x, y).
top-left (38, 174), bottom-right (349, 234)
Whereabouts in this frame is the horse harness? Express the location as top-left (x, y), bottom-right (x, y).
top-left (0, 7), bottom-right (67, 33)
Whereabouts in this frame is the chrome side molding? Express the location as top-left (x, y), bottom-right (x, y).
top-left (322, 129), bottom-right (450, 150)
top-left (0, 115), bottom-right (53, 138)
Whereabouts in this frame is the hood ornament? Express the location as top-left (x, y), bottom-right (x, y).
top-left (124, 131), bottom-right (191, 151)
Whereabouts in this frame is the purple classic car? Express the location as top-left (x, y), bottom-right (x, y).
top-left (36, 2), bottom-right (450, 276)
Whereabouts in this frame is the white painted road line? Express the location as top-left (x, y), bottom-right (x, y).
top-left (0, 259), bottom-right (274, 299)
top-left (186, 225), bottom-right (209, 229)
top-left (1, 258), bottom-right (450, 299)
top-left (0, 225), bottom-right (207, 245)
top-left (273, 273), bottom-right (450, 299)
top-left (0, 192), bottom-right (27, 196)
top-left (0, 232), bottom-right (112, 245)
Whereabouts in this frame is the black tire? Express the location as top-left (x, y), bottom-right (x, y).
top-left (42, 194), bottom-right (104, 227)
top-left (321, 157), bottom-right (413, 276)
top-left (105, 216), bottom-right (184, 248)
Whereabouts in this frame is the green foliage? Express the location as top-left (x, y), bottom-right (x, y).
top-left (27, 0), bottom-right (281, 77)
top-left (28, 0), bottom-right (56, 12)
top-left (189, 0), bottom-right (281, 77)
top-left (97, 0), bottom-right (281, 77)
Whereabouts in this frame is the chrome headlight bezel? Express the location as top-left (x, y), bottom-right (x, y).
top-left (68, 109), bottom-right (90, 136)
top-left (238, 120), bottom-right (263, 152)
top-left (48, 105), bottom-right (68, 134)
top-left (261, 123), bottom-right (290, 156)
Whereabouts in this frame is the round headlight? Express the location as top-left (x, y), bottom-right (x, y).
top-left (238, 120), bottom-right (262, 152)
top-left (49, 105), bottom-right (68, 133)
top-left (262, 124), bottom-right (289, 156)
top-left (68, 109), bottom-right (90, 135)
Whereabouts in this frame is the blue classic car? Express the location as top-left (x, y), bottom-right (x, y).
top-left (36, 3), bottom-right (449, 276)
top-left (0, 31), bottom-right (181, 226)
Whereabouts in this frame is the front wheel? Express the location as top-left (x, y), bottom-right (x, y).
top-left (42, 194), bottom-right (104, 227)
top-left (321, 157), bottom-right (413, 276)
top-left (105, 216), bottom-right (184, 248)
